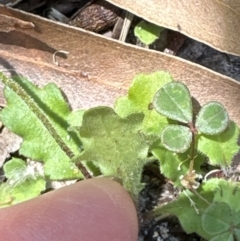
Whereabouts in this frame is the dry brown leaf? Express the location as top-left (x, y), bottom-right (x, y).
top-left (107, 0), bottom-right (240, 56)
top-left (0, 12), bottom-right (34, 32)
top-left (0, 127), bottom-right (22, 168)
top-left (0, 5), bottom-right (239, 128)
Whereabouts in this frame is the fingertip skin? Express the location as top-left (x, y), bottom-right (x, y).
top-left (0, 178), bottom-right (138, 241)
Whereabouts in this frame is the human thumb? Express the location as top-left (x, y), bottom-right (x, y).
top-left (0, 178), bottom-right (138, 241)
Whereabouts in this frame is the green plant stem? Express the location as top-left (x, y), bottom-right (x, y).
top-left (189, 136), bottom-right (195, 174)
top-left (0, 73), bottom-right (92, 179)
top-left (188, 122), bottom-right (197, 174)
top-left (148, 208), bottom-right (171, 221)
top-left (190, 188), bottom-right (211, 206)
top-left (76, 162), bottom-right (92, 179)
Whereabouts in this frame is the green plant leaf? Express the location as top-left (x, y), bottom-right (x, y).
top-left (209, 232), bottom-right (234, 241)
top-left (150, 140), bottom-right (205, 186)
top-left (78, 106), bottom-right (150, 199)
top-left (0, 158), bottom-right (46, 207)
top-left (0, 74), bottom-right (83, 180)
top-left (134, 20), bottom-right (163, 45)
top-left (0, 177), bottom-right (45, 207)
top-left (196, 102), bottom-right (229, 135)
top-left (3, 158), bottom-right (39, 181)
top-left (67, 109), bottom-right (85, 127)
top-left (154, 179), bottom-right (222, 240)
top-left (161, 125), bottom-right (192, 153)
top-left (198, 121), bottom-right (240, 166)
top-left (202, 202), bottom-right (240, 240)
top-left (234, 229), bottom-right (240, 241)
top-left (213, 179), bottom-right (240, 212)
top-left (153, 82), bottom-right (193, 123)
top-left (114, 71), bottom-right (173, 135)
top-left (202, 202), bottom-right (233, 235)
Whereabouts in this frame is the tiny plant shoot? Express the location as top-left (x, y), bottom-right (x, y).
top-left (134, 20), bottom-right (163, 46)
top-left (0, 71), bottom-right (239, 241)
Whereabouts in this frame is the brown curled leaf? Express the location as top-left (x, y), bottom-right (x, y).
top-left (0, 14), bottom-right (34, 32)
top-left (107, 0), bottom-right (240, 56)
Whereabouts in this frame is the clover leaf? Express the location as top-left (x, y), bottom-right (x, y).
top-left (153, 82), bottom-right (193, 123)
top-left (202, 202), bottom-right (240, 241)
top-left (196, 102), bottom-right (229, 135)
top-left (161, 125), bottom-right (192, 153)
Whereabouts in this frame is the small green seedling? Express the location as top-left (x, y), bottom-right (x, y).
top-left (0, 71), bottom-right (239, 241)
top-left (153, 82), bottom-right (232, 188)
top-left (134, 20), bottom-right (163, 46)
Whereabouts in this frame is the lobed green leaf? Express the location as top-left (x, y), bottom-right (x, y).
top-left (150, 140), bottom-right (205, 186)
top-left (213, 179), bottom-right (240, 212)
top-left (0, 75), bottom-right (83, 180)
top-left (78, 106), bottom-right (150, 199)
top-left (154, 179), bottom-right (221, 240)
top-left (114, 71), bottom-right (173, 136)
top-left (198, 121), bottom-right (240, 166)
